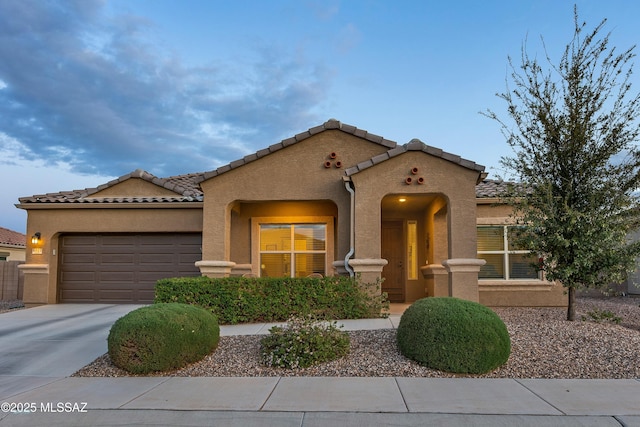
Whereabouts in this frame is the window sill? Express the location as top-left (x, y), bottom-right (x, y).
top-left (479, 280), bottom-right (555, 291)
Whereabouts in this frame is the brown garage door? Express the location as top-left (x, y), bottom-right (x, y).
top-left (59, 233), bottom-right (202, 303)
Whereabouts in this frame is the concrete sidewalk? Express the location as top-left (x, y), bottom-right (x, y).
top-left (1, 305), bottom-right (639, 426)
top-left (1, 376), bottom-right (639, 426)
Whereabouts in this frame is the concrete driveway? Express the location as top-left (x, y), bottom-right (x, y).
top-left (0, 304), bottom-right (143, 377)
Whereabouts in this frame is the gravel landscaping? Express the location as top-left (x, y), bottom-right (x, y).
top-left (0, 299), bottom-right (24, 313)
top-left (74, 295), bottom-right (640, 379)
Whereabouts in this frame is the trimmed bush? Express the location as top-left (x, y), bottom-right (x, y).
top-left (155, 276), bottom-right (388, 324)
top-left (260, 316), bottom-right (350, 369)
top-left (396, 297), bottom-right (511, 374)
top-left (108, 303), bottom-right (220, 374)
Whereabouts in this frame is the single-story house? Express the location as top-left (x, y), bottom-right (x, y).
top-left (16, 119), bottom-right (566, 307)
top-left (0, 226), bottom-right (26, 262)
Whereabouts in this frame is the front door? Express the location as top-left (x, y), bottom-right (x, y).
top-left (381, 220), bottom-right (405, 302)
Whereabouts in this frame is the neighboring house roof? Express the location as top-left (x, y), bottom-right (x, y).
top-left (0, 227), bottom-right (26, 248)
top-left (17, 119), bottom-right (510, 205)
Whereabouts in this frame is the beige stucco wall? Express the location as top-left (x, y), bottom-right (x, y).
top-left (19, 205), bottom-right (203, 304)
top-left (349, 152), bottom-right (482, 301)
top-left (476, 200), bottom-right (513, 223)
top-left (350, 152), bottom-right (480, 260)
top-left (480, 283), bottom-right (567, 307)
top-left (426, 197), bottom-right (448, 264)
top-left (475, 199), bottom-right (567, 307)
top-left (200, 130), bottom-right (390, 264)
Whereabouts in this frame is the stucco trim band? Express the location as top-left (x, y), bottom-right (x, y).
top-left (17, 264), bottom-right (49, 274)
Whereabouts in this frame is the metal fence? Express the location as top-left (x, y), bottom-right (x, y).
top-left (0, 261), bottom-right (24, 301)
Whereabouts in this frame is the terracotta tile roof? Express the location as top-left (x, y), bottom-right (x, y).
top-left (475, 179), bottom-right (511, 198)
top-left (17, 119), bottom-right (509, 205)
top-left (80, 169), bottom-right (203, 198)
top-left (344, 138), bottom-right (486, 182)
top-left (198, 119), bottom-right (398, 182)
top-left (0, 227), bottom-right (26, 247)
top-left (19, 170), bottom-right (204, 204)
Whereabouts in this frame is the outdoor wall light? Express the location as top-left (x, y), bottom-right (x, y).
top-left (31, 232), bottom-right (41, 245)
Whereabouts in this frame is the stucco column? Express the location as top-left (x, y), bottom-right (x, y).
top-left (195, 260), bottom-right (236, 278)
top-left (348, 258), bottom-right (388, 287)
top-left (352, 186), bottom-right (382, 259)
top-left (442, 258), bottom-right (485, 302)
top-left (17, 264), bottom-right (50, 306)
top-left (201, 201), bottom-right (232, 261)
top-left (446, 196), bottom-right (478, 260)
top-left (421, 264), bottom-right (448, 297)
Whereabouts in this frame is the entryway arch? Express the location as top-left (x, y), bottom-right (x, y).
top-left (380, 193), bottom-right (447, 303)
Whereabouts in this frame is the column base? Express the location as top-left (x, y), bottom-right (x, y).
top-left (17, 264), bottom-right (50, 305)
top-left (195, 260), bottom-right (236, 278)
top-left (421, 264), bottom-right (448, 297)
top-left (348, 258), bottom-right (388, 286)
top-left (442, 258), bottom-right (486, 302)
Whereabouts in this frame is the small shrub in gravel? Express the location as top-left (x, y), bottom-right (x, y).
top-left (108, 303), bottom-right (219, 374)
top-left (260, 316), bottom-right (350, 369)
top-left (397, 297), bottom-right (511, 374)
top-left (581, 308), bottom-right (622, 324)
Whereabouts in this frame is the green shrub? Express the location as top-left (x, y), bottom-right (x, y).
top-left (155, 276), bottom-right (388, 324)
top-left (396, 297), bottom-right (511, 374)
top-left (260, 316), bottom-right (350, 369)
top-left (581, 308), bottom-right (622, 324)
top-left (108, 303), bottom-right (220, 374)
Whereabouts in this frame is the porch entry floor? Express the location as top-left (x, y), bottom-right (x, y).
top-left (387, 303), bottom-right (411, 315)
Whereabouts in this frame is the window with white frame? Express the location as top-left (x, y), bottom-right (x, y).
top-left (477, 226), bottom-right (539, 280)
top-left (258, 223), bottom-right (327, 277)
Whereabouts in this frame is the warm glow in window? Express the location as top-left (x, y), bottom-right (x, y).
top-left (259, 224), bottom-right (326, 277)
top-left (407, 221), bottom-right (418, 280)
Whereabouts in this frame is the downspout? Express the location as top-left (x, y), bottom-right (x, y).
top-left (343, 177), bottom-right (355, 277)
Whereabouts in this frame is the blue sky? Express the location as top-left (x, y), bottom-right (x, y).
top-left (1, 0), bottom-right (639, 232)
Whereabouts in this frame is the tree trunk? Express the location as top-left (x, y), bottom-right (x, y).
top-left (566, 286), bottom-right (575, 321)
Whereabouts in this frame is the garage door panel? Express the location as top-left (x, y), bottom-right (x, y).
top-left (60, 271), bottom-right (96, 282)
top-left (100, 254), bottom-right (135, 264)
top-left (101, 235), bottom-right (138, 244)
top-left (60, 290), bottom-right (97, 302)
top-left (99, 272), bottom-right (136, 282)
top-left (61, 235), bottom-right (98, 246)
top-left (59, 233), bottom-right (202, 303)
top-left (61, 253), bottom-right (97, 264)
top-left (139, 253), bottom-right (175, 264)
top-left (98, 291), bottom-right (136, 302)
top-left (138, 272), bottom-right (172, 282)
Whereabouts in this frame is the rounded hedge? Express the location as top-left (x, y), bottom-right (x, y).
top-left (396, 297), bottom-right (511, 374)
top-left (108, 303), bottom-right (220, 374)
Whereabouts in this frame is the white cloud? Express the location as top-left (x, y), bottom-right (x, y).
top-left (0, 1), bottom-right (330, 178)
